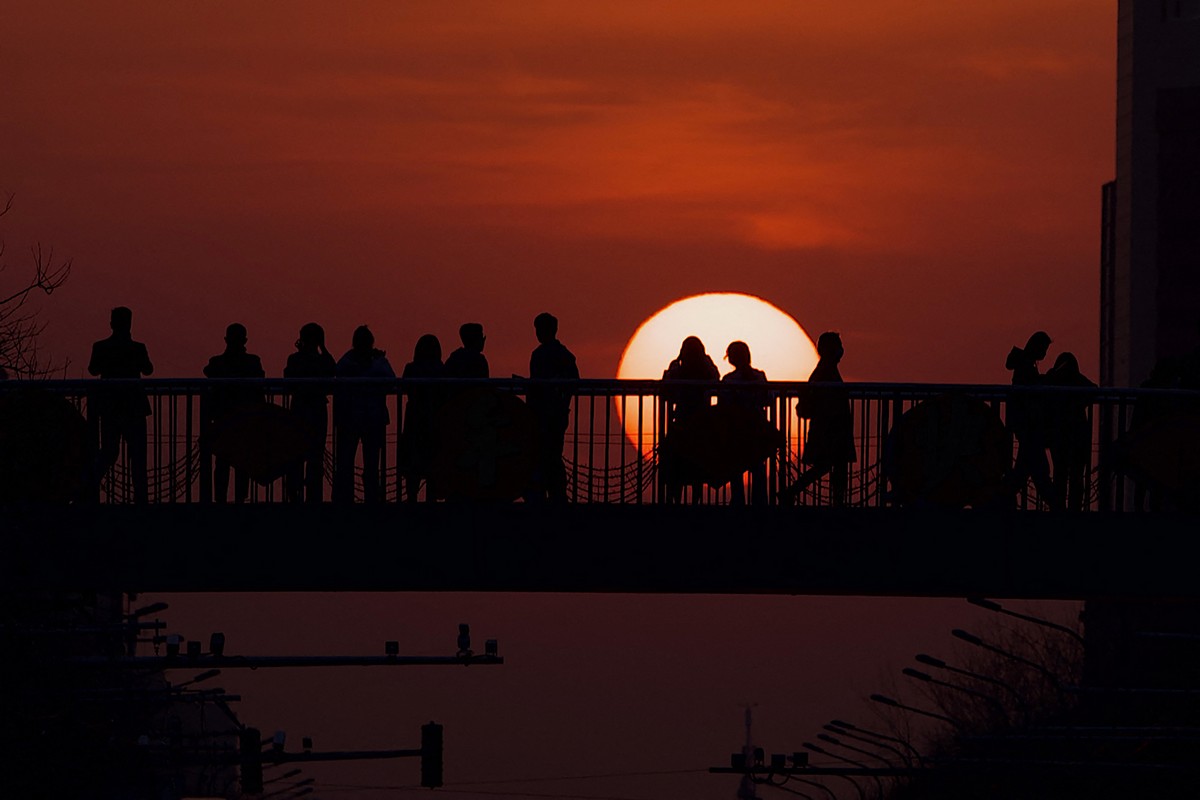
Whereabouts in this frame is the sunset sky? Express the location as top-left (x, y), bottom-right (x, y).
top-left (3, 2), bottom-right (1109, 798)
top-left (4, 0), bottom-right (1111, 381)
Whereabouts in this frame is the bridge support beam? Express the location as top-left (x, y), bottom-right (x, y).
top-left (3, 505), bottom-right (1196, 599)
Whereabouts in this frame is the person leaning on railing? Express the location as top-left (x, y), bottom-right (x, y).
top-left (333, 325), bottom-right (394, 504)
top-left (203, 323), bottom-right (265, 503)
top-left (284, 322), bottom-right (335, 503)
top-left (88, 306), bottom-right (153, 504)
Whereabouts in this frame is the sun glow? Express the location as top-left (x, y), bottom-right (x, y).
top-left (615, 292), bottom-right (819, 452)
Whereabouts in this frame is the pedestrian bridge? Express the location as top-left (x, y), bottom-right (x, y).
top-left (1, 379), bottom-right (1196, 598)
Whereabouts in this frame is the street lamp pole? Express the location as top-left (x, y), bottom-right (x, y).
top-left (829, 719), bottom-right (922, 762)
top-left (823, 724), bottom-right (913, 768)
top-left (967, 598), bottom-right (1085, 646)
top-left (902, 667), bottom-right (1009, 719)
top-left (870, 694), bottom-right (965, 731)
top-left (951, 629), bottom-right (1062, 689)
top-left (801, 743), bottom-right (868, 800)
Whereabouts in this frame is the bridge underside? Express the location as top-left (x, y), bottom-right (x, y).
top-left (3, 505), bottom-right (1195, 599)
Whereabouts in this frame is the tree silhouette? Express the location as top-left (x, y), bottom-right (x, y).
top-left (0, 193), bottom-right (71, 378)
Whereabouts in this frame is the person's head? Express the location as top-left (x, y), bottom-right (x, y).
top-left (534, 312), bottom-right (558, 344)
top-left (725, 340), bottom-right (751, 369)
top-left (352, 325), bottom-right (375, 352)
top-left (816, 331), bottom-right (844, 362)
top-left (225, 323), bottom-right (248, 348)
top-left (1051, 351), bottom-right (1079, 375)
top-left (413, 333), bottom-right (442, 364)
top-left (1025, 331), bottom-right (1052, 361)
top-left (297, 322), bottom-right (325, 353)
top-left (110, 306), bottom-right (133, 334)
top-left (460, 322), bottom-right (485, 352)
top-left (678, 336), bottom-right (706, 363)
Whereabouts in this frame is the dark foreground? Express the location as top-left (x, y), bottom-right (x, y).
top-left (4, 504), bottom-right (1197, 598)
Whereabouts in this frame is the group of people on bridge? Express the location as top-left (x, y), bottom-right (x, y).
top-left (65, 307), bottom-right (1196, 509)
top-left (86, 307), bottom-right (578, 504)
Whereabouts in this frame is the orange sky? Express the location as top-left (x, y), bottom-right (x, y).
top-left (3, 0), bottom-right (1112, 381)
top-left (2, 6), bottom-right (1107, 797)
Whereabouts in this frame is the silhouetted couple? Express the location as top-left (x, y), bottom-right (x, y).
top-left (397, 322), bottom-right (489, 502)
top-left (660, 336), bottom-right (774, 505)
top-left (1005, 331), bottom-right (1095, 511)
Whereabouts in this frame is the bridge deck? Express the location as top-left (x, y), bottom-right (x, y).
top-left (4, 505), bottom-right (1196, 599)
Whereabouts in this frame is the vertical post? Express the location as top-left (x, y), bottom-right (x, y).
top-left (636, 393), bottom-right (644, 505)
top-left (198, 389), bottom-right (212, 505)
top-left (587, 394), bottom-right (595, 504)
top-left (395, 381), bottom-right (404, 503)
top-left (184, 391), bottom-right (194, 503)
top-left (604, 385), bottom-right (611, 502)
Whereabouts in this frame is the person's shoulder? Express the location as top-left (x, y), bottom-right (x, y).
top-left (203, 354), bottom-right (224, 376)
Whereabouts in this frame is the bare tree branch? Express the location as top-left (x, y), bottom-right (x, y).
top-left (0, 193), bottom-right (72, 378)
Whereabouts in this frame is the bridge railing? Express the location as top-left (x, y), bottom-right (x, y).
top-left (1, 379), bottom-right (1194, 509)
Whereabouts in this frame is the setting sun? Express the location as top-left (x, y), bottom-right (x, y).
top-left (615, 292), bottom-right (819, 452)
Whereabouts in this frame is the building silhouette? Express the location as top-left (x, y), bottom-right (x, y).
top-left (1102, 0), bottom-right (1200, 386)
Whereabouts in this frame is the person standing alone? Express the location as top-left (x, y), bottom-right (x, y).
top-left (89, 306), bottom-right (154, 503)
top-left (528, 312), bottom-right (578, 502)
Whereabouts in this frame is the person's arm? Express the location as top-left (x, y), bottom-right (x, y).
top-left (140, 344), bottom-right (154, 377)
top-left (87, 344), bottom-right (103, 377)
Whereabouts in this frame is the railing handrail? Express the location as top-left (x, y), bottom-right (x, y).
top-left (5, 377), bottom-right (1200, 400)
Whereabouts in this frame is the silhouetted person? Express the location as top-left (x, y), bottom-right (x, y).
top-left (401, 333), bottom-right (444, 502)
top-left (444, 323), bottom-right (489, 379)
top-left (720, 340), bottom-right (769, 506)
top-left (204, 323), bottom-right (265, 503)
top-left (88, 306), bottom-right (153, 503)
top-left (334, 325), bottom-right (394, 503)
top-left (663, 336), bottom-right (720, 425)
top-left (1004, 330), bottom-right (1059, 510)
top-left (528, 312), bottom-right (579, 503)
top-left (1044, 352), bottom-right (1096, 512)
top-left (661, 336), bottom-right (720, 503)
top-left (284, 322), bottom-right (336, 503)
top-left (782, 331), bottom-right (855, 505)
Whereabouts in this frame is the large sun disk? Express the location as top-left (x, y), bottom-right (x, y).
top-left (616, 292), bottom-right (819, 452)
